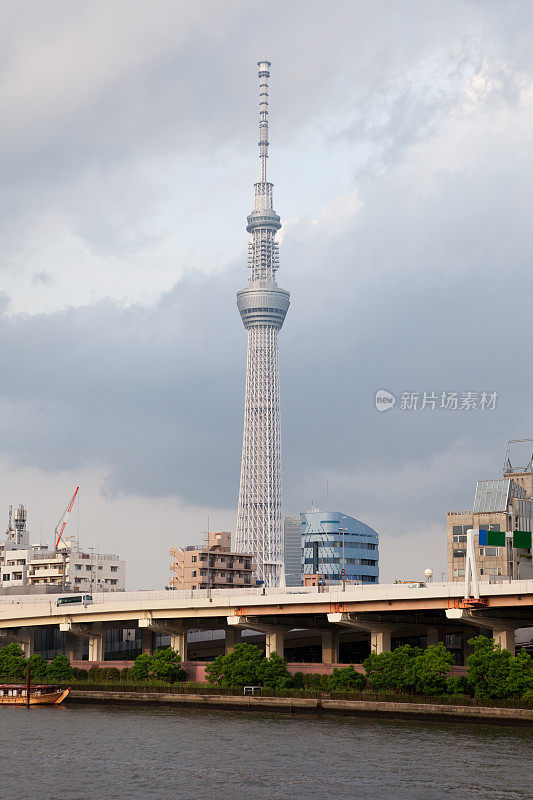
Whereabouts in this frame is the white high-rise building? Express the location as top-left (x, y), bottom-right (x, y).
top-left (235, 61), bottom-right (290, 587)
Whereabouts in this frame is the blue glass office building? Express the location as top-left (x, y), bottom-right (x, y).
top-left (301, 510), bottom-right (379, 584)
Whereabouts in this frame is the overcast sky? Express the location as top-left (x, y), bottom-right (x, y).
top-left (1, 0), bottom-right (532, 588)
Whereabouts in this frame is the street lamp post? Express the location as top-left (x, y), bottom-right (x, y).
top-left (88, 546), bottom-right (95, 595)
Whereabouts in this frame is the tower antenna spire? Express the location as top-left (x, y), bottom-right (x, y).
top-left (258, 60), bottom-right (271, 183)
top-left (235, 61), bottom-right (290, 588)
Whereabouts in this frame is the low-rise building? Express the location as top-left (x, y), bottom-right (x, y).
top-left (27, 537), bottom-right (125, 592)
top-left (301, 509), bottom-right (379, 585)
top-left (0, 505), bottom-right (126, 594)
top-left (169, 531), bottom-right (256, 590)
top-left (447, 457), bottom-right (533, 582)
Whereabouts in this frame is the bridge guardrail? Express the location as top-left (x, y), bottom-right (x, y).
top-left (1, 579), bottom-right (532, 607)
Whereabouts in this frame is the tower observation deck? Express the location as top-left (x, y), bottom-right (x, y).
top-left (235, 61), bottom-right (290, 587)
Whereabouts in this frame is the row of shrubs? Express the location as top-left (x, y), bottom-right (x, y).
top-left (203, 637), bottom-right (533, 701)
top-left (0, 645), bottom-right (186, 685)
top-left (1, 635), bottom-right (532, 702)
top-left (0, 646), bottom-right (74, 683)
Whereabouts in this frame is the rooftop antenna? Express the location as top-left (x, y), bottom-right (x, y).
top-left (504, 439), bottom-right (533, 473)
top-left (5, 504), bottom-right (13, 540)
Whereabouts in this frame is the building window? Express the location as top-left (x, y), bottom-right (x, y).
top-left (110, 566), bottom-right (118, 572)
top-left (192, 570), bottom-right (197, 577)
top-left (75, 565), bottom-right (82, 570)
top-left (453, 549), bottom-right (466, 558)
top-left (192, 556), bottom-right (197, 562)
top-left (453, 568), bottom-right (465, 577)
top-left (479, 547), bottom-right (501, 557)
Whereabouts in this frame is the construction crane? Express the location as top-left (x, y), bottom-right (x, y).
top-left (54, 487), bottom-right (79, 592)
top-left (54, 486), bottom-right (79, 550)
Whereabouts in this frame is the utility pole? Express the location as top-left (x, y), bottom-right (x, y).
top-left (206, 516), bottom-right (212, 601)
top-left (89, 546), bottom-right (95, 595)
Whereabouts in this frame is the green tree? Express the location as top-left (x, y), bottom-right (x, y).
top-left (257, 651), bottom-right (293, 690)
top-left (26, 653), bottom-right (48, 682)
top-left (328, 665), bottom-right (367, 692)
top-left (131, 653), bottom-right (153, 681)
top-left (205, 643), bottom-right (266, 687)
top-left (71, 667), bottom-right (89, 681)
top-left (363, 645), bottom-right (422, 692)
top-left (151, 648), bottom-right (186, 683)
top-left (402, 644), bottom-right (454, 696)
top-left (522, 688), bottom-right (533, 704)
top-left (302, 673), bottom-right (330, 691)
top-left (205, 655), bottom-right (224, 686)
top-left (292, 672), bottom-right (305, 689)
top-left (506, 650), bottom-right (533, 699)
top-left (46, 654), bottom-right (73, 682)
top-left (445, 675), bottom-right (469, 695)
top-left (466, 635), bottom-right (516, 699)
top-left (0, 643), bottom-right (27, 682)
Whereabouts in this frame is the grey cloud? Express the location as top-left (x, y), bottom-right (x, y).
top-left (1, 92), bottom-right (532, 531)
top-left (3, 0), bottom-right (528, 260)
top-left (32, 271), bottom-right (53, 286)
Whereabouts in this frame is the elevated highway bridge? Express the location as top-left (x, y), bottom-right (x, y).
top-left (1, 580), bottom-right (531, 664)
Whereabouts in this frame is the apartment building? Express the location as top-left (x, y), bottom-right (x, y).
top-left (169, 531), bottom-right (255, 590)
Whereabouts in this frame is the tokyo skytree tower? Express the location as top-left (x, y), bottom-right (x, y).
top-left (235, 61), bottom-right (290, 587)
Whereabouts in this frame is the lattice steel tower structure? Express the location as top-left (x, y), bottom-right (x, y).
top-left (235, 61), bottom-right (290, 587)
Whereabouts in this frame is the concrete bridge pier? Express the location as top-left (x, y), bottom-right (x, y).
top-left (0, 628), bottom-right (34, 657)
top-left (59, 620), bottom-right (104, 661)
top-left (446, 610), bottom-right (520, 655)
top-left (88, 632), bottom-right (104, 661)
top-left (426, 627), bottom-right (440, 647)
top-left (227, 616), bottom-right (291, 657)
top-left (65, 632), bottom-right (79, 661)
top-left (328, 613), bottom-right (395, 654)
top-left (138, 613), bottom-right (190, 661)
top-left (321, 629), bottom-right (340, 664)
top-left (141, 629), bottom-right (154, 655)
top-left (224, 627), bottom-right (242, 655)
top-left (169, 632), bottom-right (188, 662)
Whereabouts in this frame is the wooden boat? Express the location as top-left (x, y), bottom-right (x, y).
top-left (0, 684), bottom-right (70, 705)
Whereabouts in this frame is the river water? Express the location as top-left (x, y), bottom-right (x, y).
top-left (0, 703), bottom-right (531, 800)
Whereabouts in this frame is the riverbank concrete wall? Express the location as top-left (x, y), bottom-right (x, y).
top-left (68, 689), bottom-right (532, 725)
